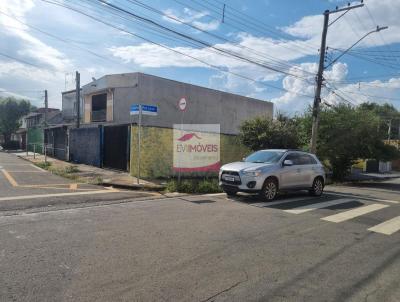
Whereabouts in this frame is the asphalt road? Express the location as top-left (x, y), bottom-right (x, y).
top-left (1, 152), bottom-right (400, 302)
top-left (0, 152), bottom-right (159, 213)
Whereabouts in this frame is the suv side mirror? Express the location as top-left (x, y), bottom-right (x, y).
top-left (283, 159), bottom-right (293, 166)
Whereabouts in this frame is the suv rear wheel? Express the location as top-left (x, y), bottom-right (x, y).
top-left (259, 178), bottom-right (278, 201)
top-left (309, 177), bottom-right (324, 196)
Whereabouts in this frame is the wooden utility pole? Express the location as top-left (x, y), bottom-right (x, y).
top-left (310, 3), bottom-right (365, 154)
top-left (310, 10), bottom-right (329, 154)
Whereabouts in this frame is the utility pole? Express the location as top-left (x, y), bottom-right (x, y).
top-left (44, 89), bottom-right (48, 163)
top-left (388, 119), bottom-right (392, 142)
top-left (310, 10), bottom-right (329, 154)
top-left (310, 2), bottom-right (365, 154)
top-left (75, 71), bottom-right (80, 128)
top-left (44, 89), bottom-right (48, 126)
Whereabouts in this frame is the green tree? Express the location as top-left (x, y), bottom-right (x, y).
top-left (239, 115), bottom-right (303, 151)
top-left (302, 104), bottom-right (400, 180)
top-left (358, 102), bottom-right (400, 139)
top-left (0, 97), bottom-right (34, 145)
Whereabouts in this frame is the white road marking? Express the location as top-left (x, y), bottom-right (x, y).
top-left (370, 198), bottom-right (399, 204)
top-left (252, 196), bottom-right (320, 208)
top-left (284, 198), bottom-right (357, 214)
top-left (6, 171), bottom-right (46, 173)
top-left (368, 216), bottom-right (400, 235)
top-left (321, 203), bottom-right (389, 223)
top-left (0, 190), bottom-right (119, 202)
top-left (326, 192), bottom-right (399, 204)
top-left (0, 163), bottom-right (30, 166)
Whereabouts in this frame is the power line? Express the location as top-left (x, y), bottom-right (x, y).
top-left (0, 10), bottom-right (130, 67)
top-left (39, 0), bottom-right (315, 99)
top-left (121, 0), bottom-right (316, 77)
top-left (344, 90), bottom-right (400, 102)
top-left (204, 0), bottom-right (320, 53)
top-left (0, 52), bottom-right (43, 68)
top-left (88, 0), bottom-right (314, 83)
top-left (172, 0), bottom-right (318, 56)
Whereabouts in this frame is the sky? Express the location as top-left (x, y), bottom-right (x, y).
top-left (0, 0), bottom-right (400, 115)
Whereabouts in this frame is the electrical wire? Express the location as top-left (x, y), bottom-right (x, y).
top-left (121, 0), bottom-right (316, 77)
top-left (39, 0), bottom-right (316, 98)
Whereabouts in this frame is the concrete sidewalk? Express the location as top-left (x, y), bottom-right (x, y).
top-left (346, 171), bottom-right (400, 181)
top-left (13, 152), bottom-right (165, 191)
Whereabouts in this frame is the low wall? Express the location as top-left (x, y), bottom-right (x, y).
top-left (69, 127), bottom-right (102, 167)
top-left (130, 125), bottom-right (250, 179)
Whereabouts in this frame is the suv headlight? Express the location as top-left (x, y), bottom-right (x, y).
top-left (243, 170), bottom-right (262, 177)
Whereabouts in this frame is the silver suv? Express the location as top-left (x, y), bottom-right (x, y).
top-left (219, 149), bottom-right (325, 201)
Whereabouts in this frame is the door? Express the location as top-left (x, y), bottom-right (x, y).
top-left (103, 125), bottom-right (129, 171)
top-left (296, 153), bottom-right (317, 187)
top-left (279, 152), bottom-right (303, 189)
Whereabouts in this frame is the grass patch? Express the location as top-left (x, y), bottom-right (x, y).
top-left (34, 161), bottom-right (52, 170)
top-left (34, 161), bottom-right (81, 181)
top-left (64, 165), bottom-right (80, 173)
top-left (166, 178), bottom-right (222, 194)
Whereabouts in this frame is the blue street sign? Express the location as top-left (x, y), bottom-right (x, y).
top-left (130, 104), bottom-right (140, 115)
top-left (141, 104), bottom-right (158, 116)
top-left (130, 104), bottom-right (158, 116)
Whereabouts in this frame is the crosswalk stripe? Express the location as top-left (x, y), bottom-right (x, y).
top-left (368, 216), bottom-right (400, 235)
top-left (321, 203), bottom-right (389, 223)
top-left (284, 198), bottom-right (356, 214)
top-left (251, 196), bottom-right (318, 208)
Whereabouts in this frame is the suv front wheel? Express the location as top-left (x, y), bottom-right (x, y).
top-left (309, 177), bottom-right (324, 196)
top-left (259, 178), bottom-right (278, 201)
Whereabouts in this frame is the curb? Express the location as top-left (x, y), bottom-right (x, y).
top-left (101, 182), bottom-right (166, 192)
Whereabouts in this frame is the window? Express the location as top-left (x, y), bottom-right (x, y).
top-left (91, 93), bottom-right (107, 122)
top-left (244, 150), bottom-right (285, 163)
top-left (286, 153), bottom-right (317, 165)
top-left (301, 154), bottom-right (317, 165)
top-left (284, 153), bottom-right (302, 165)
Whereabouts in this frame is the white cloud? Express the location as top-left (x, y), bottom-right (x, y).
top-left (271, 62), bottom-right (348, 114)
top-left (283, 0), bottom-right (400, 49)
top-left (162, 7), bottom-right (220, 31)
top-left (0, 0), bottom-right (70, 72)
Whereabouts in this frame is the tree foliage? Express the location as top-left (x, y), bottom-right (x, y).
top-left (239, 103), bottom-right (400, 181)
top-left (0, 97), bottom-right (34, 144)
top-left (239, 115), bottom-right (304, 151)
top-left (305, 104), bottom-right (400, 180)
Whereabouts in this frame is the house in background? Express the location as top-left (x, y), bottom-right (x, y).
top-left (10, 116), bottom-right (28, 150)
top-left (25, 108), bottom-right (61, 153)
top-left (61, 72), bottom-right (274, 178)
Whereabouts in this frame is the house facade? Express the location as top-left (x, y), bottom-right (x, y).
top-left (61, 72), bottom-right (274, 177)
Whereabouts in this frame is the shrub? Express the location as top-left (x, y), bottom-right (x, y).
top-left (35, 161), bottom-right (52, 170)
top-left (166, 178), bottom-right (222, 194)
top-left (65, 165), bottom-right (79, 173)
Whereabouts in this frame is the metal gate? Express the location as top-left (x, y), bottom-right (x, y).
top-left (45, 126), bottom-right (68, 160)
top-left (103, 125), bottom-right (129, 171)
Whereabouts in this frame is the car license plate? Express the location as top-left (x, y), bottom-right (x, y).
top-left (224, 176), bottom-right (235, 182)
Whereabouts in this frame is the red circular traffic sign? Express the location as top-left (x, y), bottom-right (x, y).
top-left (178, 97), bottom-right (187, 111)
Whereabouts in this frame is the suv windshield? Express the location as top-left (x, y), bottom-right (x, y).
top-left (244, 150), bottom-right (285, 163)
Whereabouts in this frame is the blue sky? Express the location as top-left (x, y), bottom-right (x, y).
top-left (1, 0), bottom-right (400, 114)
